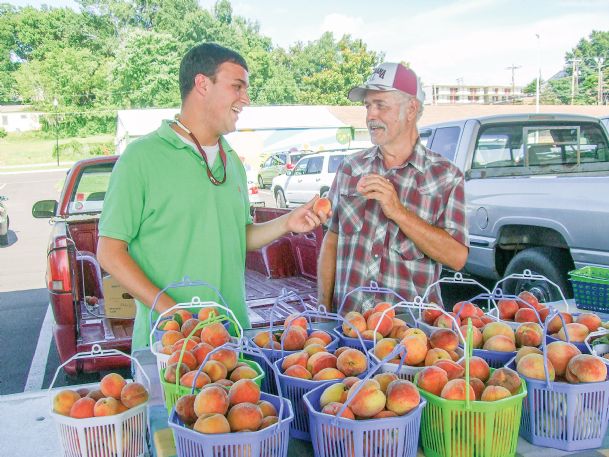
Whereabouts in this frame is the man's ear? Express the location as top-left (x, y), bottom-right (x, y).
top-left (408, 98), bottom-right (419, 122)
top-left (194, 73), bottom-right (211, 96)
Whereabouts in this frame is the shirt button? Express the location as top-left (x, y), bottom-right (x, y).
top-left (374, 254), bottom-right (379, 259)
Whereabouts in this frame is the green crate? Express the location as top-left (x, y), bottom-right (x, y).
top-left (569, 266), bottom-right (609, 312)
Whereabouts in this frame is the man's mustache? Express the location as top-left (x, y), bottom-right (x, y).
top-left (367, 121), bottom-right (386, 130)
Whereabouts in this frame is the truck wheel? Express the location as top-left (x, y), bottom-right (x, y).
top-left (503, 247), bottom-right (573, 302)
top-left (0, 233), bottom-right (7, 246)
top-left (275, 189), bottom-right (287, 208)
top-left (258, 175), bottom-right (264, 189)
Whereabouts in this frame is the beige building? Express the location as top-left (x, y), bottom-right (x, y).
top-left (424, 84), bottom-right (524, 105)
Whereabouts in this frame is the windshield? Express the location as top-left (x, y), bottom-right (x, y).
top-left (68, 162), bottom-right (114, 215)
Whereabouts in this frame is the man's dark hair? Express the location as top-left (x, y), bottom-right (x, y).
top-left (179, 42), bottom-right (248, 101)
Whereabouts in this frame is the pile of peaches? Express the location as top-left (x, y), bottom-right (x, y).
top-left (251, 313), bottom-right (336, 352)
top-left (280, 345), bottom-right (369, 381)
top-left (157, 307), bottom-right (222, 339)
top-left (420, 300), bottom-right (493, 329)
top-left (174, 378), bottom-right (278, 434)
top-left (52, 373), bottom-right (148, 419)
top-left (340, 302), bottom-right (410, 341)
top-left (316, 374), bottom-right (420, 420)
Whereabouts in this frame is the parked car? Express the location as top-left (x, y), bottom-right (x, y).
top-left (257, 149), bottom-right (313, 188)
top-left (245, 169), bottom-right (264, 207)
top-left (420, 113), bottom-right (609, 301)
top-left (0, 195), bottom-right (8, 246)
top-left (271, 149), bottom-right (360, 208)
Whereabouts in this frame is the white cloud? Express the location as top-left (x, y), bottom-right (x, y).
top-left (319, 13), bottom-right (365, 38)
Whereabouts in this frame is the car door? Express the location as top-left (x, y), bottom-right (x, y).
top-left (299, 156), bottom-right (325, 202)
top-left (285, 157), bottom-right (309, 204)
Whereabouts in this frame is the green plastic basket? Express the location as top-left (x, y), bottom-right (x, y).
top-left (160, 357), bottom-right (264, 413)
top-left (569, 266), bottom-right (609, 312)
top-left (416, 321), bottom-right (527, 457)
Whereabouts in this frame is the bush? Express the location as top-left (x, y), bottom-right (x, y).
top-left (51, 140), bottom-right (114, 161)
top-left (0, 128), bottom-right (6, 138)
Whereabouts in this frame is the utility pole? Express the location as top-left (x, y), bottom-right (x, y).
top-left (535, 34), bottom-right (541, 112)
top-left (567, 58), bottom-right (582, 104)
top-left (594, 57), bottom-right (605, 105)
top-left (505, 64), bottom-right (521, 104)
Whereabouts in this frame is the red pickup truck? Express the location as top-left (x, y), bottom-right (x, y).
top-left (32, 156), bottom-right (321, 375)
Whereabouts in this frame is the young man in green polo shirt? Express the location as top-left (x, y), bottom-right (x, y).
top-left (97, 43), bottom-right (329, 350)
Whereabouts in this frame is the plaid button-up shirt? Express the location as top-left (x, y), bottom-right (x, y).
top-left (327, 141), bottom-right (468, 314)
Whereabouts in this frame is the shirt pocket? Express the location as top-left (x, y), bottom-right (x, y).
top-left (391, 229), bottom-right (425, 262)
top-left (338, 187), bottom-right (366, 236)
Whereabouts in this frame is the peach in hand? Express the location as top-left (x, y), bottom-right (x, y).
top-left (313, 197), bottom-right (332, 217)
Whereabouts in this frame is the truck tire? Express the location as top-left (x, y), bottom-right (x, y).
top-left (503, 247), bottom-right (573, 302)
top-left (258, 175), bottom-right (265, 189)
top-left (275, 189), bottom-right (287, 208)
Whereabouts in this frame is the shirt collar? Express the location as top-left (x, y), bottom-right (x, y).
top-left (360, 139), bottom-right (427, 174)
top-left (158, 119), bottom-right (231, 154)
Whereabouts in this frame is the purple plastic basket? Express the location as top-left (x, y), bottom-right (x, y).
top-left (332, 325), bottom-right (375, 350)
top-left (470, 347), bottom-right (516, 369)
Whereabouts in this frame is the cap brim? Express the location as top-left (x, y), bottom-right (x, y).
top-left (347, 84), bottom-right (398, 102)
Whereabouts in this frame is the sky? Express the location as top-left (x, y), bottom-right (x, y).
top-left (7, 0), bottom-right (609, 87)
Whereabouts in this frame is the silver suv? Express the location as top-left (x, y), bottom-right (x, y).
top-left (271, 149), bottom-right (360, 208)
top-left (257, 150), bottom-right (312, 188)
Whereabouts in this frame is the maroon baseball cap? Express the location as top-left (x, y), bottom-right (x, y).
top-left (348, 62), bottom-right (424, 103)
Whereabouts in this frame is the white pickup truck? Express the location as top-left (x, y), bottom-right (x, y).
top-left (420, 113), bottom-right (609, 302)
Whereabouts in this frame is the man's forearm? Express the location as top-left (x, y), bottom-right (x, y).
top-left (246, 215), bottom-right (289, 251)
top-left (317, 230), bottom-right (338, 311)
top-left (392, 207), bottom-right (468, 271)
top-left (97, 237), bottom-right (176, 314)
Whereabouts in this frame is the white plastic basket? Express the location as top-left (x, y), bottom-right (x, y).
top-left (48, 344), bottom-right (151, 457)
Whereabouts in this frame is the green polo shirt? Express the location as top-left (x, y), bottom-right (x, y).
top-left (99, 120), bottom-right (252, 350)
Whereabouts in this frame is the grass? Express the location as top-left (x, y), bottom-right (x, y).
top-left (0, 131), bottom-right (114, 168)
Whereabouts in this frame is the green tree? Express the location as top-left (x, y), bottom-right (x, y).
top-left (564, 30), bottom-right (609, 104)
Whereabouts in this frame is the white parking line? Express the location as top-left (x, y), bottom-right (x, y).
top-left (0, 183), bottom-right (6, 190)
top-left (24, 304), bottom-right (54, 392)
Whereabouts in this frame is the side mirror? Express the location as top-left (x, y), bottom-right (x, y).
top-left (32, 200), bottom-right (58, 218)
top-left (286, 170), bottom-right (293, 176)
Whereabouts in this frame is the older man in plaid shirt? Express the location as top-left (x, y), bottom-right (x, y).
top-left (318, 62), bottom-right (469, 314)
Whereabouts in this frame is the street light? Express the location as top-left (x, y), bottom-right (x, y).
top-left (53, 98), bottom-right (59, 166)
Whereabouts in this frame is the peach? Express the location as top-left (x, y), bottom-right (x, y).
top-left (463, 316), bottom-right (484, 328)
top-left (422, 309), bottom-right (443, 325)
top-left (75, 387), bottom-right (90, 397)
top-left (389, 325), bottom-right (410, 340)
top-left (518, 291), bottom-right (541, 309)
top-left (260, 415), bottom-right (279, 429)
top-left (447, 349), bottom-right (461, 362)
top-left (453, 301), bottom-right (477, 319)
top-left (515, 346), bottom-right (543, 364)
top-left (416, 366), bottom-right (449, 396)
top-left (172, 309), bottom-right (193, 325)
top-left (100, 373), bottom-right (127, 400)
top-left (342, 376), bottom-right (359, 389)
top-left (459, 356), bottom-right (490, 382)
top-left (373, 410), bottom-right (399, 419)
top-left (481, 385), bottom-right (511, 401)
top-left (304, 337), bottom-right (327, 348)
top-left (93, 397), bottom-right (120, 416)
top-left (459, 325), bottom-right (482, 349)
top-left (517, 353), bottom-right (555, 381)
top-left (480, 315), bottom-right (494, 325)
top-left (482, 322), bottom-right (515, 343)
top-left (321, 402), bottom-right (355, 419)
top-left (424, 348), bottom-right (452, 366)
top-left (373, 302), bottom-right (396, 318)
top-left (265, 340), bottom-right (282, 350)
top-left (181, 318), bottom-right (202, 339)
top-left (320, 383), bottom-right (349, 407)
top-left (469, 378), bottom-right (485, 400)
top-left (164, 362), bottom-right (191, 383)
top-left (215, 379), bottom-right (233, 388)
top-left (202, 360), bottom-right (228, 382)
top-left (307, 352), bottom-right (337, 376)
top-left (192, 342), bottom-right (214, 366)
top-left (430, 328), bottom-right (459, 352)
top-left (342, 311), bottom-right (367, 337)
top-left (194, 385), bottom-right (229, 416)
top-left (556, 323), bottom-right (590, 343)
top-left (210, 348), bottom-right (238, 371)
top-left (86, 389), bottom-right (104, 402)
top-left (487, 367), bottom-right (522, 394)
top-left (160, 320), bottom-right (180, 331)
top-left (434, 313), bottom-right (458, 329)
top-left (230, 365), bottom-right (259, 382)
top-left (367, 312), bottom-right (393, 337)
top-left (440, 379), bottom-right (476, 401)
top-left (385, 380), bottom-right (420, 415)
top-left (374, 338), bottom-right (398, 361)
top-left (373, 372), bottom-right (400, 393)
top-left (515, 323), bottom-right (543, 348)
top-left (193, 413), bottom-right (231, 434)
top-left (69, 397), bottom-right (96, 418)
top-left (346, 379), bottom-right (386, 418)
top-left (161, 330), bottom-right (184, 348)
top-left (120, 382), bottom-right (148, 408)
top-left (284, 313), bottom-right (308, 332)
top-left (200, 322), bottom-right (231, 347)
top-left (514, 308), bottom-right (539, 323)
top-left (304, 343), bottom-right (328, 356)
top-left (175, 394), bottom-right (197, 424)
top-left (546, 341), bottom-right (581, 377)
top-left (253, 331), bottom-right (275, 348)
top-left (284, 365), bottom-right (312, 379)
top-left (171, 338), bottom-right (199, 353)
top-left (566, 354), bottom-right (607, 383)
top-left (402, 327), bottom-right (428, 342)
top-left (168, 350), bottom-right (198, 371)
top-left (313, 197), bottom-right (332, 217)
top-left (433, 359), bottom-right (465, 380)
top-left (361, 329), bottom-right (384, 341)
top-left (227, 402), bottom-right (264, 432)
top-left (197, 307), bottom-right (219, 322)
top-left (575, 313), bottom-right (602, 332)
top-left (400, 335), bottom-right (428, 366)
top-left (547, 312), bottom-right (574, 334)
top-left (53, 390), bottom-right (81, 416)
top-left (280, 325), bottom-right (308, 351)
top-left (336, 348), bottom-right (368, 376)
top-left (363, 308), bottom-right (374, 321)
top-left (180, 370), bottom-right (211, 389)
top-left (483, 335), bottom-right (517, 352)
top-left (497, 299), bottom-right (519, 320)
top-left (257, 400), bottom-right (278, 418)
top-left (334, 346), bottom-right (351, 358)
top-left (228, 379), bottom-right (261, 406)
top-left (281, 351), bottom-right (309, 371)
top-left (313, 368), bottom-right (346, 380)
top-left (308, 330), bottom-right (333, 345)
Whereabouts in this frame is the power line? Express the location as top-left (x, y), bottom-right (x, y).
top-left (505, 64), bottom-right (521, 104)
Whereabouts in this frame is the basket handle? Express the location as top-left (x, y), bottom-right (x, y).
top-left (190, 340), bottom-right (287, 428)
top-left (337, 281), bottom-right (406, 315)
top-left (268, 289), bottom-right (317, 337)
top-left (493, 269), bottom-right (570, 313)
top-left (585, 328), bottom-right (609, 365)
top-left (48, 344), bottom-right (151, 399)
top-left (148, 277), bottom-right (232, 332)
top-left (536, 308), bottom-right (570, 389)
top-left (421, 272), bottom-right (493, 314)
top-left (482, 287), bottom-right (544, 325)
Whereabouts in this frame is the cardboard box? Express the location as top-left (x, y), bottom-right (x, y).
top-left (103, 275), bottom-right (136, 319)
